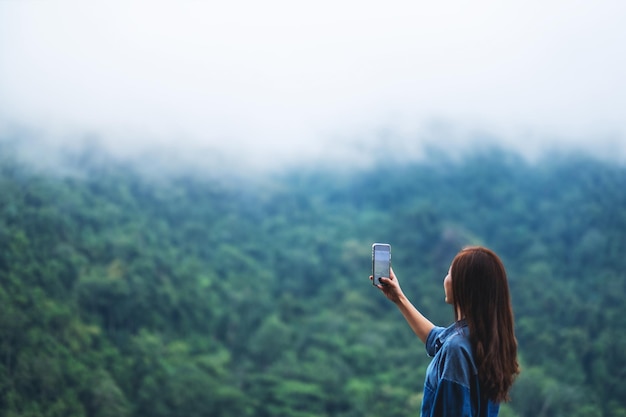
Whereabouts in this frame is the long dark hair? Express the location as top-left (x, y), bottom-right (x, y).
top-left (450, 246), bottom-right (520, 402)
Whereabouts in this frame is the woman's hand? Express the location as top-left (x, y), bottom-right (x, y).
top-left (370, 267), bottom-right (405, 304)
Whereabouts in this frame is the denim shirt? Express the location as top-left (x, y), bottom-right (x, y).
top-left (421, 320), bottom-right (500, 417)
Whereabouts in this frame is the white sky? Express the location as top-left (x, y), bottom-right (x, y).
top-left (1, 0), bottom-right (625, 169)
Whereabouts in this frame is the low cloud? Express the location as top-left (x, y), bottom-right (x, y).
top-left (1, 0), bottom-right (625, 172)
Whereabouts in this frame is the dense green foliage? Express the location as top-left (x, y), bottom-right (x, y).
top-left (1, 143), bottom-right (625, 417)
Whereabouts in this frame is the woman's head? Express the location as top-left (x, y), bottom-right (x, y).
top-left (449, 246), bottom-right (512, 323)
top-left (449, 246), bottom-right (520, 402)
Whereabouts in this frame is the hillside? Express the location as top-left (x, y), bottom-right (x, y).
top-left (1, 144), bottom-right (625, 417)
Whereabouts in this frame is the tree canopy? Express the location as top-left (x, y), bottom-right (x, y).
top-left (1, 143), bottom-right (625, 417)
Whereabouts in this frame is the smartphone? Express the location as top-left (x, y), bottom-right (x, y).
top-left (372, 243), bottom-right (391, 286)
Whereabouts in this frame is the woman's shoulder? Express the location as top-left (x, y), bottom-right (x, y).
top-left (442, 326), bottom-right (472, 357)
top-left (438, 322), bottom-right (477, 384)
top-left (427, 321), bottom-right (470, 355)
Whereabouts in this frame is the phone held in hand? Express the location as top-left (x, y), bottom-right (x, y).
top-left (372, 243), bottom-right (391, 286)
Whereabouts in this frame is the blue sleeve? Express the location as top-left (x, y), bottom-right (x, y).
top-left (430, 378), bottom-right (472, 417)
top-left (425, 326), bottom-right (446, 357)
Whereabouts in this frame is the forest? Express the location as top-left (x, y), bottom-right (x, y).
top-left (0, 140), bottom-right (625, 417)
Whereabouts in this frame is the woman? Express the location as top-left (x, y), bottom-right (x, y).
top-left (371, 246), bottom-right (520, 417)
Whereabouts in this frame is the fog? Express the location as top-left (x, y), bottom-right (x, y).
top-left (1, 0), bottom-right (625, 172)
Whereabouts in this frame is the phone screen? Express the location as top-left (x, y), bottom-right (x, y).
top-left (372, 243), bottom-right (391, 286)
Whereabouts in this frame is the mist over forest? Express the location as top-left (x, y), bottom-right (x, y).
top-left (1, 135), bottom-right (625, 417)
top-left (3, 1), bottom-right (625, 415)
